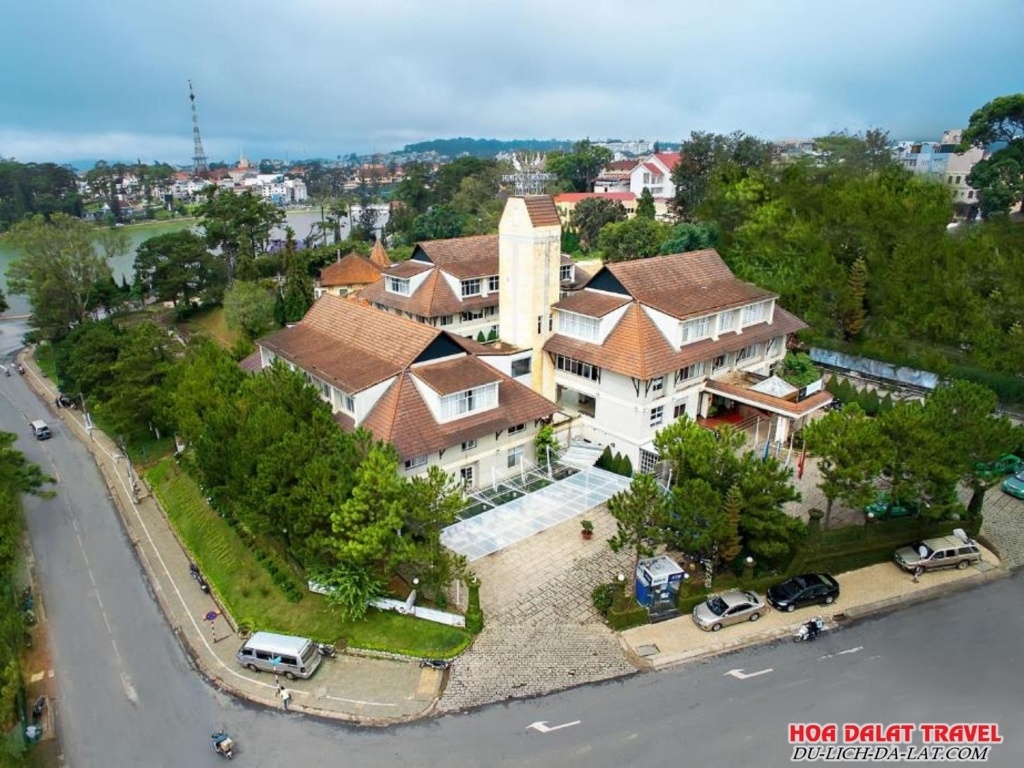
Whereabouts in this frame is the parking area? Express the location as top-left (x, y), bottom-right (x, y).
top-left (620, 545), bottom-right (1001, 669)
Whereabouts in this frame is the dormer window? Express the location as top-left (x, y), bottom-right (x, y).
top-left (681, 315), bottom-right (712, 344)
top-left (719, 309), bottom-right (739, 333)
top-left (560, 264), bottom-right (574, 282)
top-left (386, 276), bottom-right (411, 296)
top-left (558, 310), bottom-right (599, 342)
top-left (461, 278), bottom-right (482, 297)
top-left (440, 382), bottom-right (498, 421)
top-left (741, 301), bottom-right (770, 326)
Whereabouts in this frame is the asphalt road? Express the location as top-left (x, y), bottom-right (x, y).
top-left (4, 330), bottom-right (1023, 767)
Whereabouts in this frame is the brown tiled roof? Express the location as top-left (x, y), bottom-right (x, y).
top-left (544, 305), bottom-right (807, 379)
top-left (415, 235), bottom-right (498, 279)
top-left (369, 239), bottom-right (392, 268)
top-left (384, 260), bottom-right (433, 278)
top-left (238, 350), bottom-right (263, 373)
top-left (257, 294), bottom-right (440, 392)
top-left (606, 250), bottom-right (776, 320)
top-left (319, 252), bottom-right (383, 287)
top-left (361, 268), bottom-right (498, 318)
top-left (523, 195), bottom-right (562, 227)
top-left (413, 355), bottom-right (502, 395)
top-left (704, 379), bottom-right (832, 417)
top-left (553, 291), bottom-right (631, 317)
top-left (360, 370), bottom-right (558, 460)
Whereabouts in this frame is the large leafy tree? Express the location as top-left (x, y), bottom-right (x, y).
top-left (224, 280), bottom-right (277, 340)
top-left (922, 380), bottom-right (1022, 517)
top-left (5, 213), bottom-right (120, 339)
top-left (331, 443), bottom-right (409, 570)
top-left (877, 401), bottom-right (960, 519)
top-left (0, 159), bottom-right (83, 230)
top-left (659, 221), bottom-right (717, 255)
top-left (53, 320), bottom-right (123, 401)
top-left (134, 230), bottom-right (224, 306)
top-left (546, 140), bottom-right (613, 193)
top-left (655, 417), bottom-right (802, 567)
top-left (598, 217), bottom-right (671, 262)
top-left (606, 473), bottom-right (667, 599)
top-left (167, 339), bottom-right (246, 449)
top-left (802, 404), bottom-right (888, 529)
top-left (960, 94), bottom-right (1024, 217)
top-left (198, 188), bottom-right (284, 281)
top-left (401, 466), bottom-right (467, 601)
top-left (671, 131), bottom-right (771, 219)
top-left (412, 205), bottom-right (463, 241)
top-left (103, 322), bottom-right (176, 440)
top-left (570, 197), bottom-right (626, 251)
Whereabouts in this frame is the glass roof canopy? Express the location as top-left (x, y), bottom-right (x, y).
top-left (441, 467), bottom-right (632, 561)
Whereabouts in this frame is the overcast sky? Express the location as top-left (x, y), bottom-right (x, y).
top-left (1, 0), bottom-right (1018, 165)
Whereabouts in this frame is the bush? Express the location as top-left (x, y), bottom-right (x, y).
top-left (606, 602), bottom-right (649, 631)
top-left (859, 388), bottom-right (880, 416)
top-left (465, 577), bottom-right (483, 634)
top-left (596, 446), bottom-right (614, 471)
top-left (591, 583), bottom-right (616, 614)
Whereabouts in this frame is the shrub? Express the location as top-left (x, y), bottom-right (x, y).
top-left (596, 446), bottom-right (614, 471)
top-left (591, 583), bottom-right (616, 615)
top-left (859, 388), bottom-right (880, 416)
top-left (465, 576), bottom-right (483, 634)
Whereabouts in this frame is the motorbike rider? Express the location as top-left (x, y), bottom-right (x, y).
top-left (804, 617), bottom-right (824, 638)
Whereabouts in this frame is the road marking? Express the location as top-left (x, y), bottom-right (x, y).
top-left (819, 646), bottom-right (863, 660)
top-left (725, 668), bottom-right (773, 680)
top-left (528, 720), bottom-right (581, 733)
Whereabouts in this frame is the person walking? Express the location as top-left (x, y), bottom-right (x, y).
top-left (277, 685), bottom-right (291, 711)
top-left (912, 564), bottom-right (923, 583)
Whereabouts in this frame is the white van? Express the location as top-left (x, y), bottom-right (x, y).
top-left (235, 631), bottom-right (321, 680)
top-left (30, 420), bottom-right (52, 440)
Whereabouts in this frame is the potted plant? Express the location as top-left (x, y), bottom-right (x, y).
top-left (580, 519), bottom-right (594, 540)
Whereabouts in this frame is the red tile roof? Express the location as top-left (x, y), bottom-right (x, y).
top-left (413, 355), bottom-right (502, 395)
top-left (642, 162), bottom-right (663, 175)
top-left (415, 235), bottom-right (498, 279)
top-left (361, 268), bottom-right (498, 318)
top-left (361, 370), bottom-right (557, 460)
top-left (703, 379), bottom-right (832, 417)
top-left (369, 239), bottom-right (392, 268)
top-left (553, 192), bottom-right (636, 204)
top-left (653, 152), bottom-right (681, 170)
top-left (606, 160), bottom-right (638, 171)
top-left (553, 291), bottom-right (631, 317)
top-left (319, 252), bottom-right (383, 287)
top-left (257, 294), bottom-right (443, 392)
top-left (602, 250), bottom-right (777, 320)
top-left (523, 196), bottom-right (561, 227)
top-left (545, 306), bottom-right (806, 380)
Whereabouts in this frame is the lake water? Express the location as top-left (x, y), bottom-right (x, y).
top-left (0, 207), bottom-right (388, 317)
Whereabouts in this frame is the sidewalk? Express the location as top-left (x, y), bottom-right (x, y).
top-left (620, 549), bottom-right (1007, 671)
top-left (18, 350), bottom-right (442, 725)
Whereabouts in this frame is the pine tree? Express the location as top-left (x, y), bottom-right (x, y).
top-left (843, 257), bottom-right (868, 338)
top-left (720, 484), bottom-right (743, 565)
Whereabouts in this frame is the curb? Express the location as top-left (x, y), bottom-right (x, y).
top-left (17, 349), bottom-right (438, 727)
top-left (628, 565), bottom-right (1010, 672)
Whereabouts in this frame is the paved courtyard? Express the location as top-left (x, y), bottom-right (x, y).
top-left (438, 506), bottom-right (637, 711)
top-left (437, 451), bottom-right (1024, 712)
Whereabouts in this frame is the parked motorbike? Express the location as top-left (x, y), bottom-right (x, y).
top-left (212, 731), bottom-right (235, 760)
top-left (17, 364), bottom-right (25, 375)
top-left (793, 617), bottom-right (825, 643)
top-left (420, 658), bottom-right (452, 670)
top-left (32, 696), bottom-right (46, 722)
top-left (189, 562), bottom-right (210, 593)
top-left (317, 643), bottom-right (337, 659)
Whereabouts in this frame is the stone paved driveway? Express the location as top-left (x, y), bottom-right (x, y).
top-left (438, 507), bottom-right (638, 712)
top-left (438, 455), bottom-right (1024, 712)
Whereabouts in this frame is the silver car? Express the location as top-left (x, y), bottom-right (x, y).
top-left (692, 589), bottom-right (768, 632)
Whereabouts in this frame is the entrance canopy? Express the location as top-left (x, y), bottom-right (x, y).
top-left (441, 467), bottom-right (631, 561)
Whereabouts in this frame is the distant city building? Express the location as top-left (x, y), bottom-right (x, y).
top-left (594, 139), bottom-right (652, 157)
top-left (552, 192), bottom-right (638, 224)
top-left (892, 129), bottom-right (984, 211)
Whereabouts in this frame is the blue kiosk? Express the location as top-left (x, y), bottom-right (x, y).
top-left (635, 555), bottom-right (685, 619)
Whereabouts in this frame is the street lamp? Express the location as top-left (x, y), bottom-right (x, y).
top-left (743, 556), bottom-right (755, 581)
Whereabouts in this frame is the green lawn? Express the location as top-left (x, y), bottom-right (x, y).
top-left (179, 306), bottom-right (242, 349)
top-left (146, 458), bottom-right (472, 657)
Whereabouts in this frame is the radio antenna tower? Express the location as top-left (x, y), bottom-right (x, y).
top-left (188, 80), bottom-right (209, 177)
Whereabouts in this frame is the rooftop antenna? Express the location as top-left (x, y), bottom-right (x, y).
top-left (188, 80), bottom-right (209, 177)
